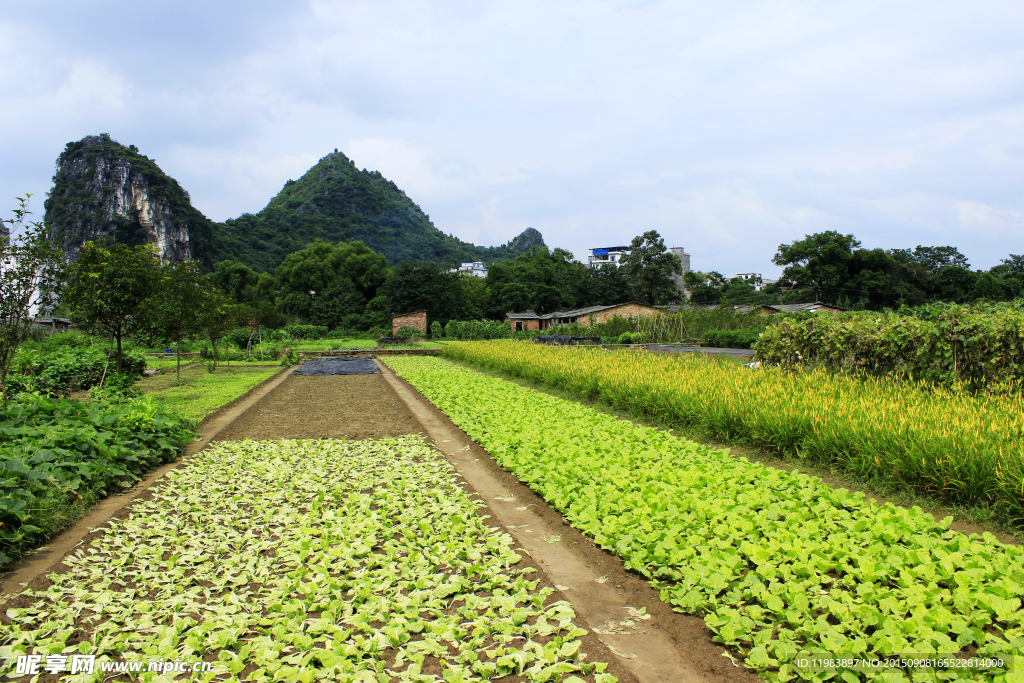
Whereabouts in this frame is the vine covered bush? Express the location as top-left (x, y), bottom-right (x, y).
top-left (754, 301), bottom-right (1024, 390)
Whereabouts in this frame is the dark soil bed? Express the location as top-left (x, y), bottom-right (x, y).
top-left (213, 374), bottom-right (423, 441)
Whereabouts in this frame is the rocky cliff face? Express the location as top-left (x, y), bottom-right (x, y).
top-left (44, 136), bottom-right (544, 272)
top-left (44, 135), bottom-right (213, 264)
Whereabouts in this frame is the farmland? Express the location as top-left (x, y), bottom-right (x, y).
top-left (440, 340), bottom-right (1024, 527)
top-left (387, 355), bottom-right (1024, 681)
top-left (1, 438), bottom-right (615, 682)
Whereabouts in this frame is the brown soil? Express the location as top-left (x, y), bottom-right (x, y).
top-left (213, 374), bottom-right (424, 441)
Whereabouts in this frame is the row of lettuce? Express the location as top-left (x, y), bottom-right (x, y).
top-left (387, 355), bottom-right (1024, 682)
top-left (443, 340), bottom-right (1024, 528)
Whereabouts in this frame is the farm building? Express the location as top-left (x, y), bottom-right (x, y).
top-left (658, 303), bottom-right (846, 315)
top-left (506, 302), bottom-right (663, 332)
top-left (392, 310), bottom-right (427, 336)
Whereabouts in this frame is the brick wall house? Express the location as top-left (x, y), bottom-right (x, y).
top-left (392, 310), bottom-right (428, 336)
top-left (505, 302), bottom-right (663, 332)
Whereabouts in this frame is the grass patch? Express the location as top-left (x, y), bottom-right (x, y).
top-left (138, 363), bottom-right (282, 422)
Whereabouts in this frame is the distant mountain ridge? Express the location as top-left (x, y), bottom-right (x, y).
top-left (44, 135), bottom-right (546, 272)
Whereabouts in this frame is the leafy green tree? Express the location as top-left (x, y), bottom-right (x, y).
top-left (210, 259), bottom-right (261, 304)
top-left (152, 259), bottom-right (209, 382)
top-left (1001, 254), bottom-right (1024, 272)
top-left (683, 270), bottom-right (727, 305)
top-left (200, 289), bottom-right (241, 370)
top-left (577, 263), bottom-right (631, 307)
top-left (379, 262), bottom-right (480, 326)
top-left (773, 231), bottom-right (860, 304)
top-left (890, 245), bottom-right (970, 272)
top-left (486, 247), bottom-right (582, 316)
top-left (619, 231), bottom-right (682, 305)
top-left (0, 197), bottom-right (65, 407)
top-left (64, 242), bottom-right (160, 373)
top-left (275, 239), bottom-right (388, 329)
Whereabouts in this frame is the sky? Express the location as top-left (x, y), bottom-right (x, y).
top-left (2, 1), bottom-right (1023, 277)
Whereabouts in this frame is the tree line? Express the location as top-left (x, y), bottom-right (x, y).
top-left (685, 231), bottom-right (1024, 308)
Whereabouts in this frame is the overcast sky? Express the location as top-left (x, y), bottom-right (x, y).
top-left (2, 1), bottom-right (1023, 276)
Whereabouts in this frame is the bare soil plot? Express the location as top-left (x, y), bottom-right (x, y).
top-left (214, 374), bottom-right (423, 441)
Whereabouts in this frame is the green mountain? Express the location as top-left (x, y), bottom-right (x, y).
top-left (44, 135), bottom-right (545, 272)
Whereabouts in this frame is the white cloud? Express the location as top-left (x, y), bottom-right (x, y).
top-left (2, 0), bottom-right (1024, 270)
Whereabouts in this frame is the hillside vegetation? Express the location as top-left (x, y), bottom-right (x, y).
top-left (43, 136), bottom-right (545, 272)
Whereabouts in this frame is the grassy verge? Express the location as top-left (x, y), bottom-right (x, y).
top-left (442, 341), bottom-right (1024, 529)
top-left (2, 438), bottom-right (616, 682)
top-left (289, 338), bottom-right (378, 351)
top-left (137, 363), bottom-right (282, 423)
top-left (387, 356), bottom-right (1024, 682)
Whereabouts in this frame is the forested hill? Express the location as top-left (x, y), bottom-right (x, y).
top-left (216, 150), bottom-right (545, 272)
top-left (44, 136), bottom-right (546, 272)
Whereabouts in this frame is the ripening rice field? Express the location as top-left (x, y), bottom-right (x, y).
top-left (386, 356), bottom-right (1024, 683)
top-left (1, 438), bottom-right (615, 683)
top-left (440, 340), bottom-right (1024, 526)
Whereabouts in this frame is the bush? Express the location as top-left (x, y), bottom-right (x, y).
top-left (430, 321), bottom-right (443, 338)
top-left (754, 301), bottom-right (1024, 390)
top-left (395, 325), bottom-right (421, 341)
top-left (285, 324), bottom-right (330, 340)
top-left (0, 393), bottom-right (194, 563)
top-left (617, 332), bottom-right (638, 344)
top-left (702, 328), bottom-right (761, 349)
top-left (8, 347), bottom-right (145, 397)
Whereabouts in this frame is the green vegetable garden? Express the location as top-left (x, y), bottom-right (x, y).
top-left (387, 354), bottom-right (1024, 682)
top-left (1, 438), bottom-right (614, 682)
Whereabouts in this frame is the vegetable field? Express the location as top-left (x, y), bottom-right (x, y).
top-left (440, 341), bottom-right (1024, 526)
top-left (387, 356), bottom-right (1024, 682)
top-left (1, 438), bottom-right (615, 683)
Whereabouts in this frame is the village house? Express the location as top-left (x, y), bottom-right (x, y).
top-left (505, 302), bottom-right (663, 332)
top-left (391, 310), bottom-right (428, 336)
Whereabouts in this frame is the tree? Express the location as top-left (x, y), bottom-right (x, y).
top-left (200, 288), bottom-right (240, 371)
top-left (152, 259), bottom-right (209, 382)
top-left (683, 270), bottom-right (727, 305)
top-left (577, 263), bottom-right (631, 307)
top-left (773, 231), bottom-right (861, 304)
top-left (64, 242), bottom-right (159, 373)
top-left (210, 259), bottom-right (261, 304)
top-left (0, 197), bottom-right (65, 407)
top-left (274, 239), bottom-right (388, 329)
top-left (619, 231), bottom-right (682, 306)
top-left (485, 247), bottom-right (582, 317)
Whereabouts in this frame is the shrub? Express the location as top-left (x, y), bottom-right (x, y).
top-left (8, 347), bottom-right (145, 397)
top-left (702, 328), bottom-right (761, 349)
top-left (0, 393), bottom-right (194, 563)
top-left (754, 301), bottom-right (1024, 390)
top-left (430, 321), bottom-right (443, 338)
top-left (285, 324), bottom-right (330, 340)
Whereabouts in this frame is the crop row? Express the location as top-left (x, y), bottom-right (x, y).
top-left (387, 356), bottom-right (1024, 682)
top-left (440, 340), bottom-right (1024, 526)
top-left (1, 438), bottom-right (615, 683)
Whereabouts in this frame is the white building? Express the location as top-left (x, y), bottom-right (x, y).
top-left (449, 261), bottom-right (488, 278)
top-left (586, 246), bottom-right (631, 268)
top-left (735, 273), bottom-right (778, 291)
